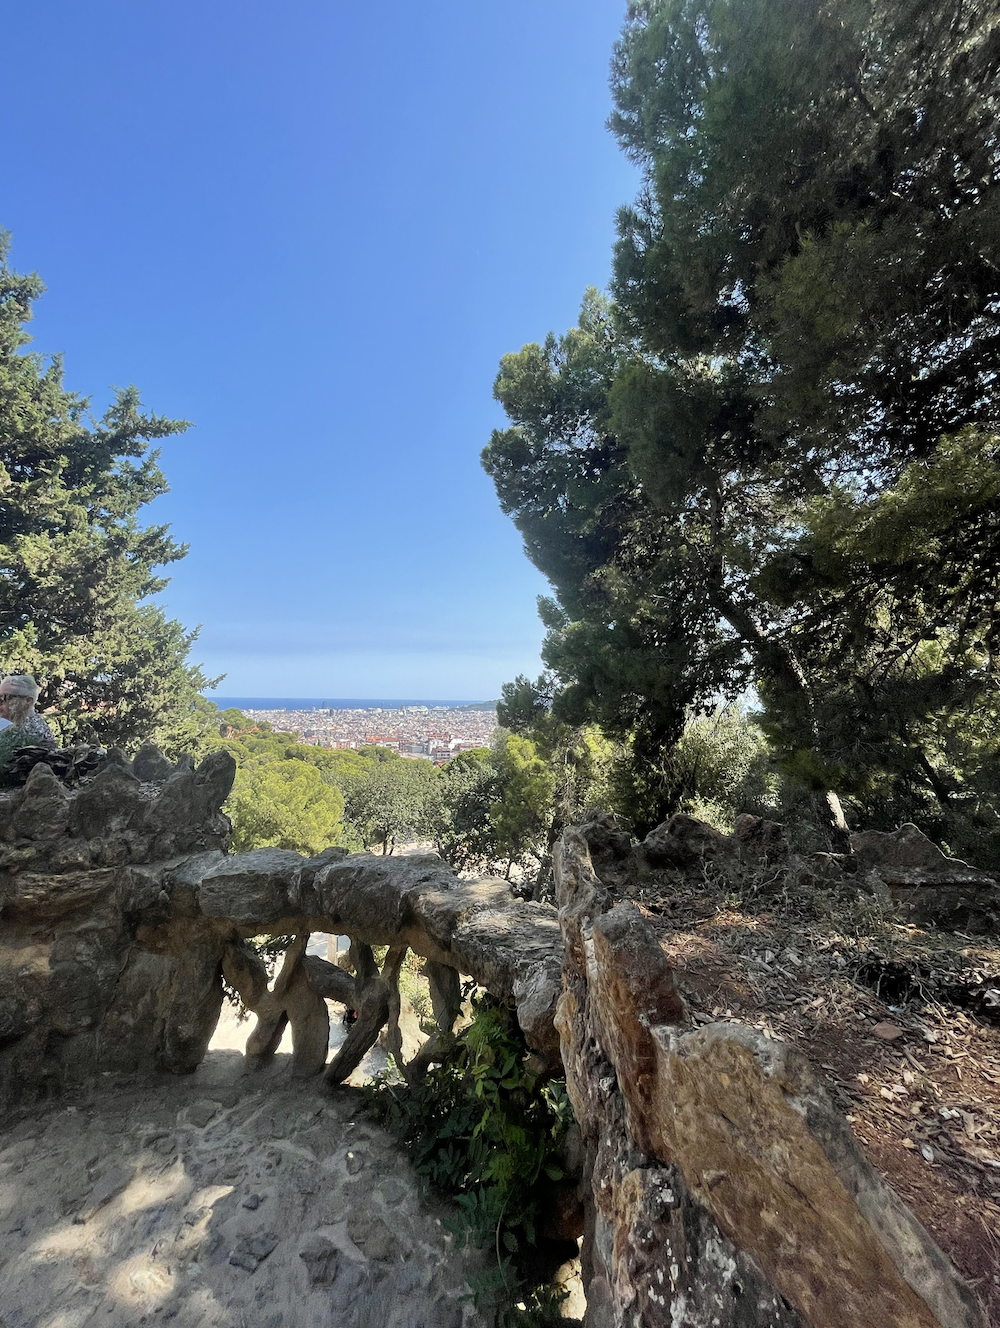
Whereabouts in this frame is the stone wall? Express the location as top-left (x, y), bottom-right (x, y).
top-left (0, 751), bottom-right (235, 1103)
top-left (0, 751), bottom-right (564, 1106)
top-left (553, 818), bottom-right (988, 1328)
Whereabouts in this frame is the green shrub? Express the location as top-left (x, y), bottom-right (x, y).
top-left (364, 993), bottom-right (574, 1324)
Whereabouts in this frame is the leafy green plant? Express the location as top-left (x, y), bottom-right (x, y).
top-left (399, 951), bottom-right (432, 1022)
top-left (364, 993), bottom-right (575, 1325)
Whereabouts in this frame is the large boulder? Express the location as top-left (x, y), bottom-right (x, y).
top-left (641, 812), bottom-right (739, 870)
top-left (733, 812), bottom-right (790, 863)
top-left (852, 824), bottom-right (1000, 932)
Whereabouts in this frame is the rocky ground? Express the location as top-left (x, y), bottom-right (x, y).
top-left (629, 867), bottom-right (1000, 1324)
top-left (0, 1046), bottom-right (491, 1328)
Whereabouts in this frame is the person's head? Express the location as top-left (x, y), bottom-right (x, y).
top-left (0, 674), bottom-right (39, 726)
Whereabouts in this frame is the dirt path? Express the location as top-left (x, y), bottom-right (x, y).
top-left (0, 1050), bottom-right (488, 1328)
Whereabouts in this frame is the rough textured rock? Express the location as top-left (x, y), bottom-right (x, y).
top-left (556, 966), bottom-right (804, 1328)
top-left (133, 741), bottom-right (175, 782)
top-left (733, 812), bottom-right (790, 864)
top-left (146, 750), bottom-right (237, 856)
top-left (10, 762), bottom-right (71, 840)
top-left (69, 762), bottom-right (145, 839)
top-left (0, 1057), bottom-right (490, 1328)
top-left (5, 757), bottom-right (989, 1328)
top-left (643, 1023), bottom-right (985, 1328)
top-left (553, 825), bottom-right (986, 1328)
top-left (641, 813), bottom-right (738, 871)
top-left (583, 809), bottom-right (1000, 935)
top-left (0, 749), bottom-right (565, 1105)
top-left (851, 823), bottom-right (1000, 931)
top-left (512, 962), bottom-right (564, 1063)
top-left (0, 748), bottom-right (232, 1105)
top-left (199, 847), bottom-right (306, 927)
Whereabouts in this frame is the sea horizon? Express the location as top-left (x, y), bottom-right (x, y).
top-left (210, 696), bottom-right (494, 711)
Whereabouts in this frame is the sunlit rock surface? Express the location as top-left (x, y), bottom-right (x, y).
top-left (1, 748), bottom-right (990, 1327)
top-left (553, 823), bottom-right (987, 1328)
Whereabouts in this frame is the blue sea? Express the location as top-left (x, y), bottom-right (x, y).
top-left (211, 697), bottom-right (488, 711)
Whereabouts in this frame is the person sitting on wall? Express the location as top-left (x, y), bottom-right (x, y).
top-left (0, 674), bottom-right (57, 775)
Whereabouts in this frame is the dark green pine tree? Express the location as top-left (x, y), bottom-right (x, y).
top-left (0, 234), bottom-right (216, 751)
top-left (485, 0), bottom-right (1000, 847)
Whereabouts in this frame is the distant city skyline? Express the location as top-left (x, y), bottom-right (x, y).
top-left (237, 703), bottom-right (498, 761)
top-left (213, 697), bottom-right (494, 710)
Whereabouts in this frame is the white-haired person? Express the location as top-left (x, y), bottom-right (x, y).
top-left (0, 674), bottom-right (57, 779)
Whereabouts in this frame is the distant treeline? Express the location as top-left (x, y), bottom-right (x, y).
top-left (204, 708), bottom-right (560, 880)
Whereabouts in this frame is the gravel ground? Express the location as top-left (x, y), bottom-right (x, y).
top-left (0, 1047), bottom-right (489, 1328)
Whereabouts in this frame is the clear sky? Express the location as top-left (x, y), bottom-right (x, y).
top-left (2, 1), bottom-right (637, 700)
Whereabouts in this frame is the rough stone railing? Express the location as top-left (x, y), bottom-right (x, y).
top-left (0, 751), bottom-right (563, 1105)
top-left (136, 842), bottom-right (564, 1082)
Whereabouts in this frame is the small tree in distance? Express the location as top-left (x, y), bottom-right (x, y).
top-left (341, 749), bottom-right (436, 855)
top-left (227, 760), bottom-right (346, 857)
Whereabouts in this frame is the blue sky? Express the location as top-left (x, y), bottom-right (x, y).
top-left (3, 1), bottom-right (637, 699)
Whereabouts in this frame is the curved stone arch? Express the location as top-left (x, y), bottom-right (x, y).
top-left (138, 845), bottom-right (564, 1083)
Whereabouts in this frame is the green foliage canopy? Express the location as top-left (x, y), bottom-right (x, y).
top-left (227, 759), bottom-right (346, 857)
top-left (488, 731), bottom-right (557, 878)
top-left (0, 235), bottom-right (214, 751)
top-left (423, 747), bottom-right (499, 872)
top-left (484, 0), bottom-right (1000, 840)
top-left (339, 749), bottom-right (436, 855)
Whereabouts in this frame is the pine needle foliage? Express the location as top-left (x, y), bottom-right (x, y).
top-left (0, 233), bottom-right (214, 751)
top-left (484, 0), bottom-right (1000, 846)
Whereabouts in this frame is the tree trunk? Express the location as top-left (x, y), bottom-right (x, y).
top-left (916, 747), bottom-right (953, 813)
top-left (711, 588), bottom-right (851, 854)
top-left (816, 788), bottom-right (852, 855)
